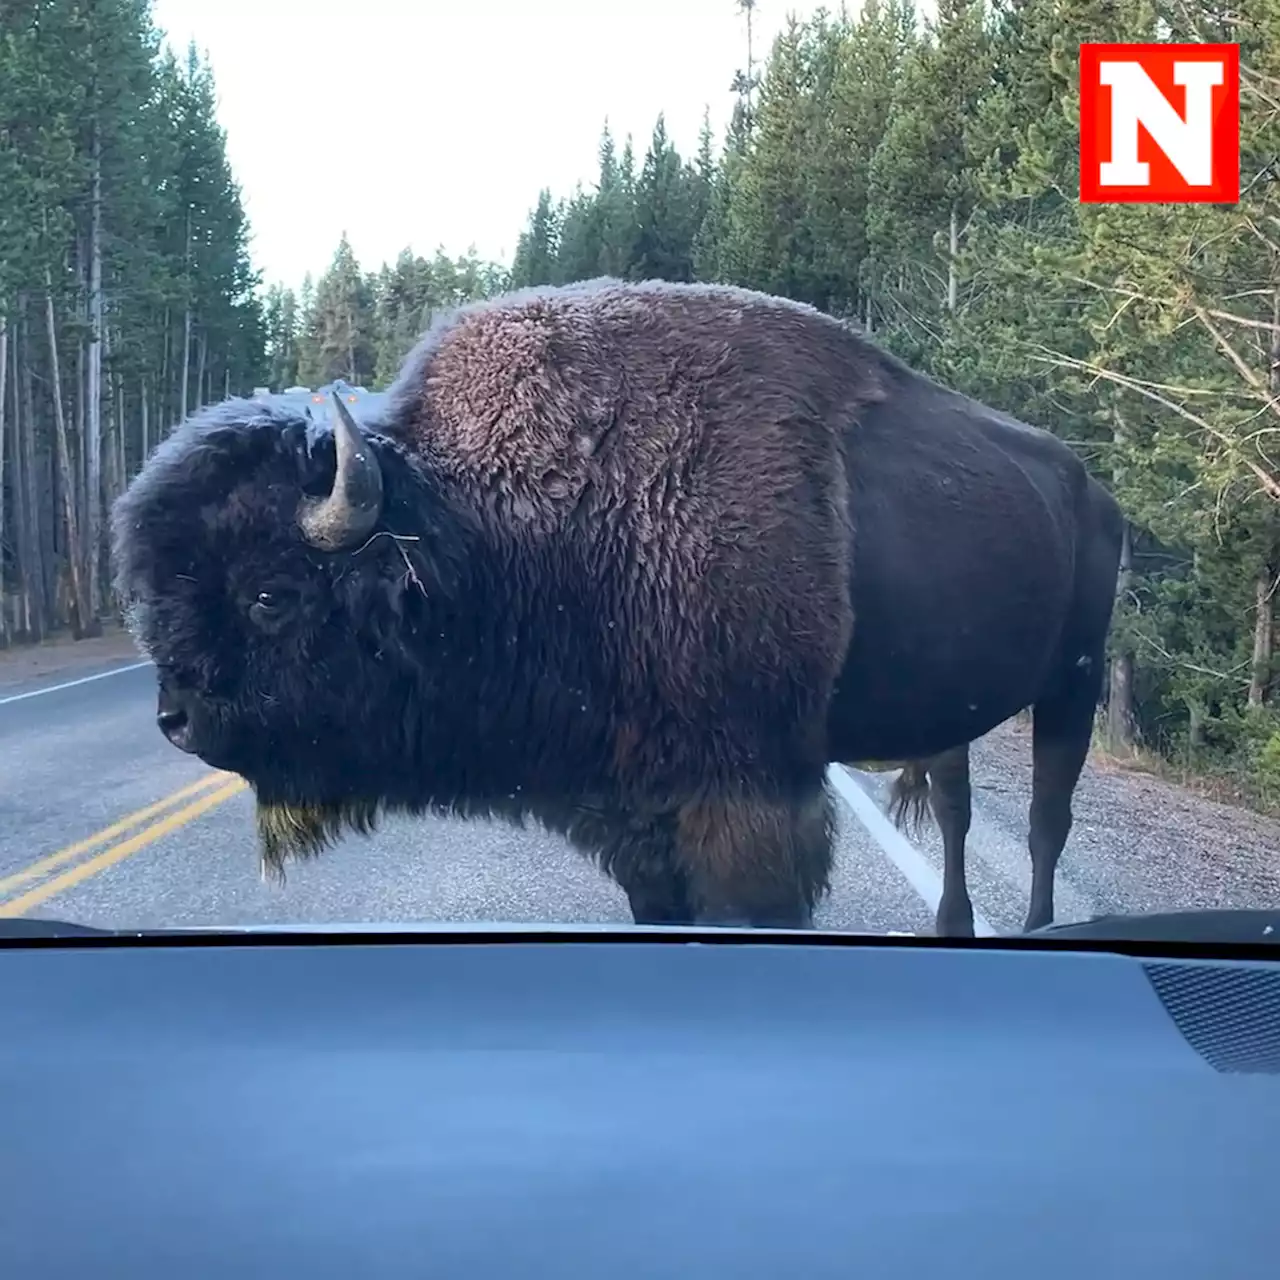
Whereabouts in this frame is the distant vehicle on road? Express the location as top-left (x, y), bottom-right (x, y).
top-left (246, 380), bottom-right (384, 424)
top-left (297, 380), bottom-right (383, 423)
top-left (304, 380), bottom-right (356, 403)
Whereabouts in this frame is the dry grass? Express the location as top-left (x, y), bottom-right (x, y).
top-left (1002, 706), bottom-right (1272, 820)
top-left (0, 624), bottom-right (142, 692)
top-left (1091, 736), bottom-right (1276, 817)
top-left (973, 716), bottom-right (1280, 914)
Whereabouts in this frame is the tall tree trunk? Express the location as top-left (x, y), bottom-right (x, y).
top-left (45, 273), bottom-right (93, 637)
top-left (1107, 407), bottom-right (1136, 750)
top-left (1253, 305), bottom-right (1280, 706)
top-left (17, 300), bottom-right (47, 639)
top-left (946, 203), bottom-right (958, 313)
top-left (181, 304), bottom-right (193, 417)
top-left (0, 314), bottom-right (8, 645)
top-left (1187, 703), bottom-right (1206, 761)
top-left (75, 249), bottom-right (86, 562)
top-left (140, 374), bottom-right (149, 461)
top-left (739, 0), bottom-right (756, 131)
top-left (160, 306), bottom-right (170, 425)
top-left (8, 308), bottom-right (21, 639)
top-left (115, 375), bottom-right (126, 497)
top-left (85, 107), bottom-right (104, 619)
top-left (180, 206), bottom-right (193, 418)
top-left (1248, 564), bottom-right (1274, 707)
top-left (196, 328), bottom-right (207, 408)
top-left (40, 413), bottom-right (57, 627)
top-left (1107, 520), bottom-right (1137, 749)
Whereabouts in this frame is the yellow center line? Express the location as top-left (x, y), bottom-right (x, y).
top-left (0, 776), bottom-right (249, 916)
top-left (0, 771), bottom-right (235, 899)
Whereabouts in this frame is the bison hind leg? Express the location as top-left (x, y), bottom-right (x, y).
top-left (674, 783), bottom-right (835, 930)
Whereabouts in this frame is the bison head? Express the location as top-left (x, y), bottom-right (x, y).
top-left (111, 394), bottom-right (473, 876)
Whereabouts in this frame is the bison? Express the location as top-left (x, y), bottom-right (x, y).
top-left (111, 277), bottom-right (1124, 934)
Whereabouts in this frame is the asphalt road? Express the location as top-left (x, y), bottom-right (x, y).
top-left (0, 655), bottom-right (1236, 934)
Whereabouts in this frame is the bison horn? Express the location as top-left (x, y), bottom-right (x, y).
top-left (297, 394), bottom-right (384, 551)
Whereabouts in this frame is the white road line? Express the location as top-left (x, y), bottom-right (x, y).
top-left (0, 660), bottom-right (151, 706)
top-left (826, 763), bottom-right (999, 937)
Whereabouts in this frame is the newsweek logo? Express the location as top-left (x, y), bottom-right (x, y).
top-left (1079, 43), bottom-right (1239, 203)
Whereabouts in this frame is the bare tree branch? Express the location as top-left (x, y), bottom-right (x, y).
top-left (1193, 306), bottom-right (1280, 421)
top-left (1242, 217), bottom-right (1280, 261)
top-left (1133, 628), bottom-right (1253, 686)
top-left (1066, 276), bottom-right (1280, 335)
top-left (1029, 346), bottom-right (1280, 501)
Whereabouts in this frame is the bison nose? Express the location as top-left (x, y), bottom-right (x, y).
top-left (157, 706), bottom-right (196, 752)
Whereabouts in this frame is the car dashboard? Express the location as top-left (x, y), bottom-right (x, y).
top-left (1, 917), bottom-right (1278, 1279)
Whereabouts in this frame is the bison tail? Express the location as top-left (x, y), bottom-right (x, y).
top-left (886, 762), bottom-right (931, 835)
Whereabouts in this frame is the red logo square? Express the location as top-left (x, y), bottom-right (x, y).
top-left (1079, 43), bottom-right (1239, 203)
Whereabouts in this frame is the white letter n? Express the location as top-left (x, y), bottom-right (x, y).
top-left (1098, 60), bottom-right (1222, 187)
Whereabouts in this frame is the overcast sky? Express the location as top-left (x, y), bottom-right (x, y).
top-left (148, 0), bottom-right (851, 293)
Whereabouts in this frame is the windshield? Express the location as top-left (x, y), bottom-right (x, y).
top-left (1, 0), bottom-right (1277, 942)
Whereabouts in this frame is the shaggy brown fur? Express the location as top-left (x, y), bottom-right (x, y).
top-left (112, 277), bottom-right (1123, 932)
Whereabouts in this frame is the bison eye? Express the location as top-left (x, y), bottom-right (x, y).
top-left (248, 588), bottom-right (295, 634)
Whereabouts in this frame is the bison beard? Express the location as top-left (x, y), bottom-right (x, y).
top-left (112, 276), bottom-right (1123, 934)
top-left (255, 799), bottom-right (381, 880)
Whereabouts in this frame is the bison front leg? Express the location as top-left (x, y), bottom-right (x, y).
top-left (673, 785), bottom-right (835, 930)
top-left (612, 847), bottom-right (697, 926)
top-left (574, 813), bottom-right (698, 926)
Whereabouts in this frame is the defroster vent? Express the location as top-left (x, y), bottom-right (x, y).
top-left (1144, 961), bottom-right (1280, 1075)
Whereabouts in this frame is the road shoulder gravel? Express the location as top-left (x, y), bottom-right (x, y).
top-left (967, 718), bottom-right (1280, 919)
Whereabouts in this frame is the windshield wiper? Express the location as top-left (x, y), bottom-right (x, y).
top-left (2, 909), bottom-right (1277, 947)
top-left (0, 918), bottom-right (119, 939)
top-left (1031, 908), bottom-right (1280, 945)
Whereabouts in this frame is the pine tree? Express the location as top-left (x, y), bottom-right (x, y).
top-left (509, 189), bottom-right (559, 288)
top-left (297, 232), bottom-right (375, 385)
top-left (0, 3), bottom-right (263, 641)
top-left (630, 115), bottom-right (698, 282)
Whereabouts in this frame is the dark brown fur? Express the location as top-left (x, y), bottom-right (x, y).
top-left (112, 277), bottom-right (1123, 932)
